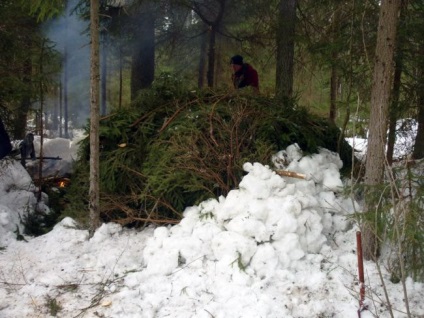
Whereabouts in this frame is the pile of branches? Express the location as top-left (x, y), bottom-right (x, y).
top-left (66, 84), bottom-right (353, 227)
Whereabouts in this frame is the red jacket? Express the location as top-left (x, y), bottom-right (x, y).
top-left (232, 64), bottom-right (259, 90)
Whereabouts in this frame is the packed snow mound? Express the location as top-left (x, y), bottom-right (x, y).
top-left (26, 133), bottom-right (83, 177)
top-left (1, 145), bottom-right (423, 318)
top-left (143, 145), bottom-right (355, 277)
top-left (0, 159), bottom-right (50, 247)
top-left (0, 133), bottom-right (84, 246)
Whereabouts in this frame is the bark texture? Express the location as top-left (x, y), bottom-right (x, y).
top-left (276, 0), bottom-right (296, 100)
top-left (363, 0), bottom-right (401, 260)
top-left (89, 0), bottom-right (101, 237)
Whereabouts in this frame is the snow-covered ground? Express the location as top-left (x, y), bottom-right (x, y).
top-left (0, 136), bottom-right (423, 318)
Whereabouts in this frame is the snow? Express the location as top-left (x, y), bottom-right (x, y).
top-left (0, 136), bottom-right (423, 317)
top-left (345, 118), bottom-right (418, 161)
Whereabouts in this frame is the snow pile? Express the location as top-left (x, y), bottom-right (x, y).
top-left (26, 131), bottom-right (84, 177)
top-left (0, 132), bottom-right (84, 247)
top-left (144, 145), bottom-right (352, 279)
top-left (0, 145), bottom-right (423, 318)
top-left (346, 118), bottom-right (418, 161)
top-left (0, 159), bottom-right (50, 247)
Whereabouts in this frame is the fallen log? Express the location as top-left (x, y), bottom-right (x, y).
top-left (275, 170), bottom-right (307, 180)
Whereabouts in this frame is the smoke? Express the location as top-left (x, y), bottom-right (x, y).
top-left (42, 0), bottom-right (91, 129)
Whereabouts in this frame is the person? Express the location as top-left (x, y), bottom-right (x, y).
top-left (230, 55), bottom-right (259, 93)
top-left (0, 117), bottom-right (12, 160)
top-left (19, 133), bottom-right (36, 167)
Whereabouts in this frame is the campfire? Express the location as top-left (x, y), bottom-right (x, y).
top-left (56, 177), bottom-right (71, 188)
top-left (33, 176), bottom-right (71, 190)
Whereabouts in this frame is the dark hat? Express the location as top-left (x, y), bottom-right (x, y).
top-left (230, 55), bottom-right (244, 65)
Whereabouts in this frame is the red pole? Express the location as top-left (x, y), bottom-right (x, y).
top-left (356, 231), bottom-right (366, 316)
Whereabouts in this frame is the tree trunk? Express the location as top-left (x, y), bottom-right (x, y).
top-left (63, 44), bottom-right (69, 138)
top-left (329, 5), bottom-right (341, 123)
top-left (386, 59), bottom-right (402, 165)
top-left (276, 0), bottom-right (296, 100)
top-left (52, 84), bottom-right (59, 131)
top-left (37, 40), bottom-right (45, 202)
top-left (59, 80), bottom-right (63, 137)
top-left (119, 45), bottom-right (123, 109)
top-left (329, 61), bottom-right (338, 123)
top-left (191, 0), bottom-right (225, 89)
top-left (387, 3), bottom-right (407, 165)
top-left (130, 2), bottom-right (156, 100)
top-left (412, 94), bottom-right (424, 159)
top-left (363, 0), bottom-right (401, 261)
top-left (206, 25), bottom-right (216, 88)
top-left (198, 30), bottom-right (208, 89)
top-left (214, 42), bottom-right (222, 87)
top-left (412, 42), bottom-right (424, 159)
top-left (89, 0), bottom-right (101, 238)
top-left (101, 32), bottom-right (107, 116)
top-left (14, 57), bottom-right (32, 140)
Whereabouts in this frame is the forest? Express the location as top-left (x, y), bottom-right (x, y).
top-left (0, 0), bottom-right (423, 284)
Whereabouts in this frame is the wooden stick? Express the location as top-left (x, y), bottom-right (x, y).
top-left (356, 231), bottom-right (367, 316)
top-left (275, 170), bottom-right (307, 179)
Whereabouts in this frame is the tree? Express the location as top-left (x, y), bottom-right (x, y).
top-left (22, 0), bottom-right (101, 235)
top-left (190, 0), bottom-right (227, 88)
top-left (411, 3), bottom-right (424, 159)
top-left (276, 0), bottom-right (296, 100)
top-left (130, 1), bottom-right (156, 99)
top-left (21, 0), bottom-right (64, 22)
top-left (101, 30), bottom-right (108, 116)
top-left (412, 39), bottom-right (424, 159)
top-left (363, 0), bottom-right (402, 260)
top-left (15, 51), bottom-right (33, 140)
top-left (198, 30), bottom-right (209, 88)
top-left (386, 2), bottom-right (408, 164)
top-left (297, 0), bottom-right (378, 129)
top-left (0, 2), bottom-right (38, 139)
top-left (89, 0), bottom-right (101, 237)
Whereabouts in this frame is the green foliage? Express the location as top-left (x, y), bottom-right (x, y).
top-left (0, 2), bottom-right (38, 108)
top-left (256, 98), bottom-right (353, 169)
top-left (230, 252), bottom-right (247, 272)
top-left (387, 165), bottom-right (424, 282)
top-left (67, 82), bottom-right (352, 226)
top-left (22, 187), bottom-right (65, 237)
top-left (20, 0), bottom-right (65, 22)
top-left (45, 296), bottom-right (62, 317)
top-left (0, 1), bottom-right (62, 139)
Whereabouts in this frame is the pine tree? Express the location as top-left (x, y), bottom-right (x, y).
top-left (363, 0), bottom-right (402, 261)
